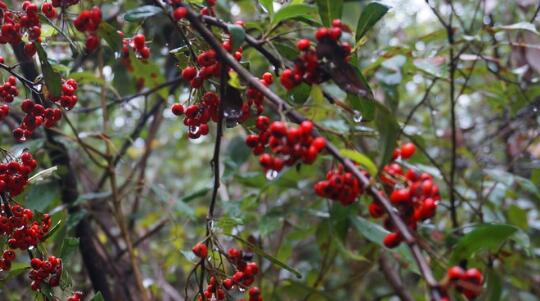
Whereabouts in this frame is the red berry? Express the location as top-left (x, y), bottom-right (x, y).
top-left (383, 232), bottom-right (401, 248)
top-left (262, 72), bottom-right (273, 85)
top-left (173, 7), bottom-right (188, 20)
top-left (192, 242), bottom-right (208, 258)
top-left (311, 137), bottom-right (326, 151)
top-left (331, 19), bottom-right (342, 28)
top-left (171, 103), bottom-right (184, 115)
top-left (133, 34), bottom-right (145, 50)
top-left (315, 28), bottom-right (330, 41)
top-left (447, 266), bottom-right (464, 281)
top-left (269, 121), bottom-right (287, 137)
top-left (389, 189), bottom-right (411, 204)
top-left (400, 143), bottom-right (416, 159)
top-left (296, 38), bottom-right (311, 50)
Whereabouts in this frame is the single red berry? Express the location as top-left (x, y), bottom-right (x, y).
top-left (447, 266), bottom-right (464, 281)
top-left (262, 72), bottom-right (273, 85)
top-left (390, 189), bottom-right (411, 204)
top-left (182, 66), bottom-right (198, 81)
top-left (173, 7), bottom-right (188, 20)
top-left (192, 242), bottom-right (208, 258)
top-left (315, 28), bottom-right (330, 41)
top-left (400, 142), bottom-right (416, 159)
top-left (269, 121), bottom-right (287, 137)
top-left (223, 278), bottom-right (234, 289)
top-left (171, 103), bottom-right (184, 115)
top-left (311, 137), bottom-right (326, 152)
top-left (383, 232), bottom-right (401, 248)
top-left (296, 38), bottom-right (311, 50)
top-left (133, 34), bottom-right (145, 50)
top-left (331, 19), bottom-right (342, 28)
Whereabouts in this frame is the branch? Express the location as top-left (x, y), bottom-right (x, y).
top-left (178, 4), bottom-right (442, 300)
top-left (379, 252), bottom-right (414, 301)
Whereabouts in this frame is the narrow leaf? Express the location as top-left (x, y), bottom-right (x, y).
top-left (340, 149), bottom-right (377, 175)
top-left (355, 2), bottom-right (390, 41)
top-left (315, 0), bottom-right (343, 27)
top-left (272, 4), bottom-right (318, 25)
top-left (36, 43), bottom-right (62, 97)
top-left (123, 5), bottom-right (163, 22)
top-left (449, 224), bottom-right (519, 264)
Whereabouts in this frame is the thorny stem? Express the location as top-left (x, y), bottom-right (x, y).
top-left (177, 4), bottom-right (443, 300)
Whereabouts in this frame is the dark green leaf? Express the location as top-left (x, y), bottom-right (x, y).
top-left (90, 292), bottom-right (105, 301)
top-left (355, 2), bottom-right (390, 40)
top-left (123, 5), bottom-right (163, 22)
top-left (26, 182), bottom-right (59, 212)
top-left (60, 237), bottom-right (80, 263)
top-left (374, 102), bottom-right (399, 170)
top-left (36, 43), bottom-right (62, 97)
top-left (315, 0), bottom-right (343, 27)
top-left (480, 269), bottom-right (502, 301)
top-left (227, 24), bottom-right (246, 51)
top-left (272, 4), bottom-right (318, 25)
top-left (450, 224), bottom-right (519, 264)
top-left (350, 216), bottom-right (418, 273)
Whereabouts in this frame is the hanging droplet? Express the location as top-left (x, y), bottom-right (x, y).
top-left (265, 169), bottom-right (278, 181)
top-left (353, 110), bottom-right (363, 123)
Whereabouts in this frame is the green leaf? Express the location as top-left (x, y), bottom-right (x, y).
top-left (25, 182), bottom-right (59, 212)
top-left (41, 219), bottom-right (62, 241)
top-left (355, 2), bottom-right (390, 41)
top-left (98, 22), bottom-right (122, 50)
top-left (60, 237), bottom-right (80, 263)
top-left (123, 5), bottom-right (163, 22)
top-left (36, 43), bottom-right (62, 98)
top-left (232, 235), bottom-right (302, 278)
top-left (315, 0), bottom-right (343, 27)
top-left (507, 204), bottom-right (528, 230)
top-left (339, 149), bottom-right (377, 175)
top-left (449, 224), bottom-right (519, 264)
top-left (350, 216), bottom-right (418, 273)
top-left (272, 4), bottom-right (318, 25)
top-left (260, 0), bottom-right (274, 14)
top-left (227, 24), bottom-right (246, 51)
top-left (480, 269), bottom-right (502, 301)
top-left (374, 102), bottom-right (399, 170)
top-left (90, 292), bottom-right (105, 301)
top-left (493, 22), bottom-right (539, 35)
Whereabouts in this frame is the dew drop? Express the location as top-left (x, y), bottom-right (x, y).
top-left (265, 169), bottom-right (278, 181)
top-left (353, 110), bottom-right (363, 123)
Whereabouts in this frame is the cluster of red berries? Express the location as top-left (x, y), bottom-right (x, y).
top-left (245, 117), bottom-right (326, 172)
top-left (445, 266), bottom-right (484, 300)
top-left (0, 1), bottom-right (43, 57)
top-left (51, 0), bottom-right (79, 8)
top-left (0, 75), bottom-right (19, 103)
top-left (67, 292), bottom-right (84, 301)
top-left (0, 204), bottom-right (51, 252)
top-left (371, 143), bottom-right (440, 248)
top-left (29, 256), bottom-right (62, 290)
top-left (280, 19), bottom-right (352, 90)
top-left (314, 164), bottom-right (362, 206)
top-left (0, 152), bottom-right (37, 196)
top-left (0, 249), bottom-right (15, 271)
top-left (192, 243), bottom-right (263, 301)
top-left (51, 78), bottom-right (79, 110)
top-left (120, 33), bottom-right (151, 60)
top-left (238, 73), bottom-right (272, 123)
top-left (171, 91), bottom-right (219, 139)
top-left (41, 3), bottom-right (58, 19)
top-left (73, 6), bottom-right (102, 51)
top-left (13, 99), bottom-right (62, 141)
top-left (171, 0), bottom-right (216, 17)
